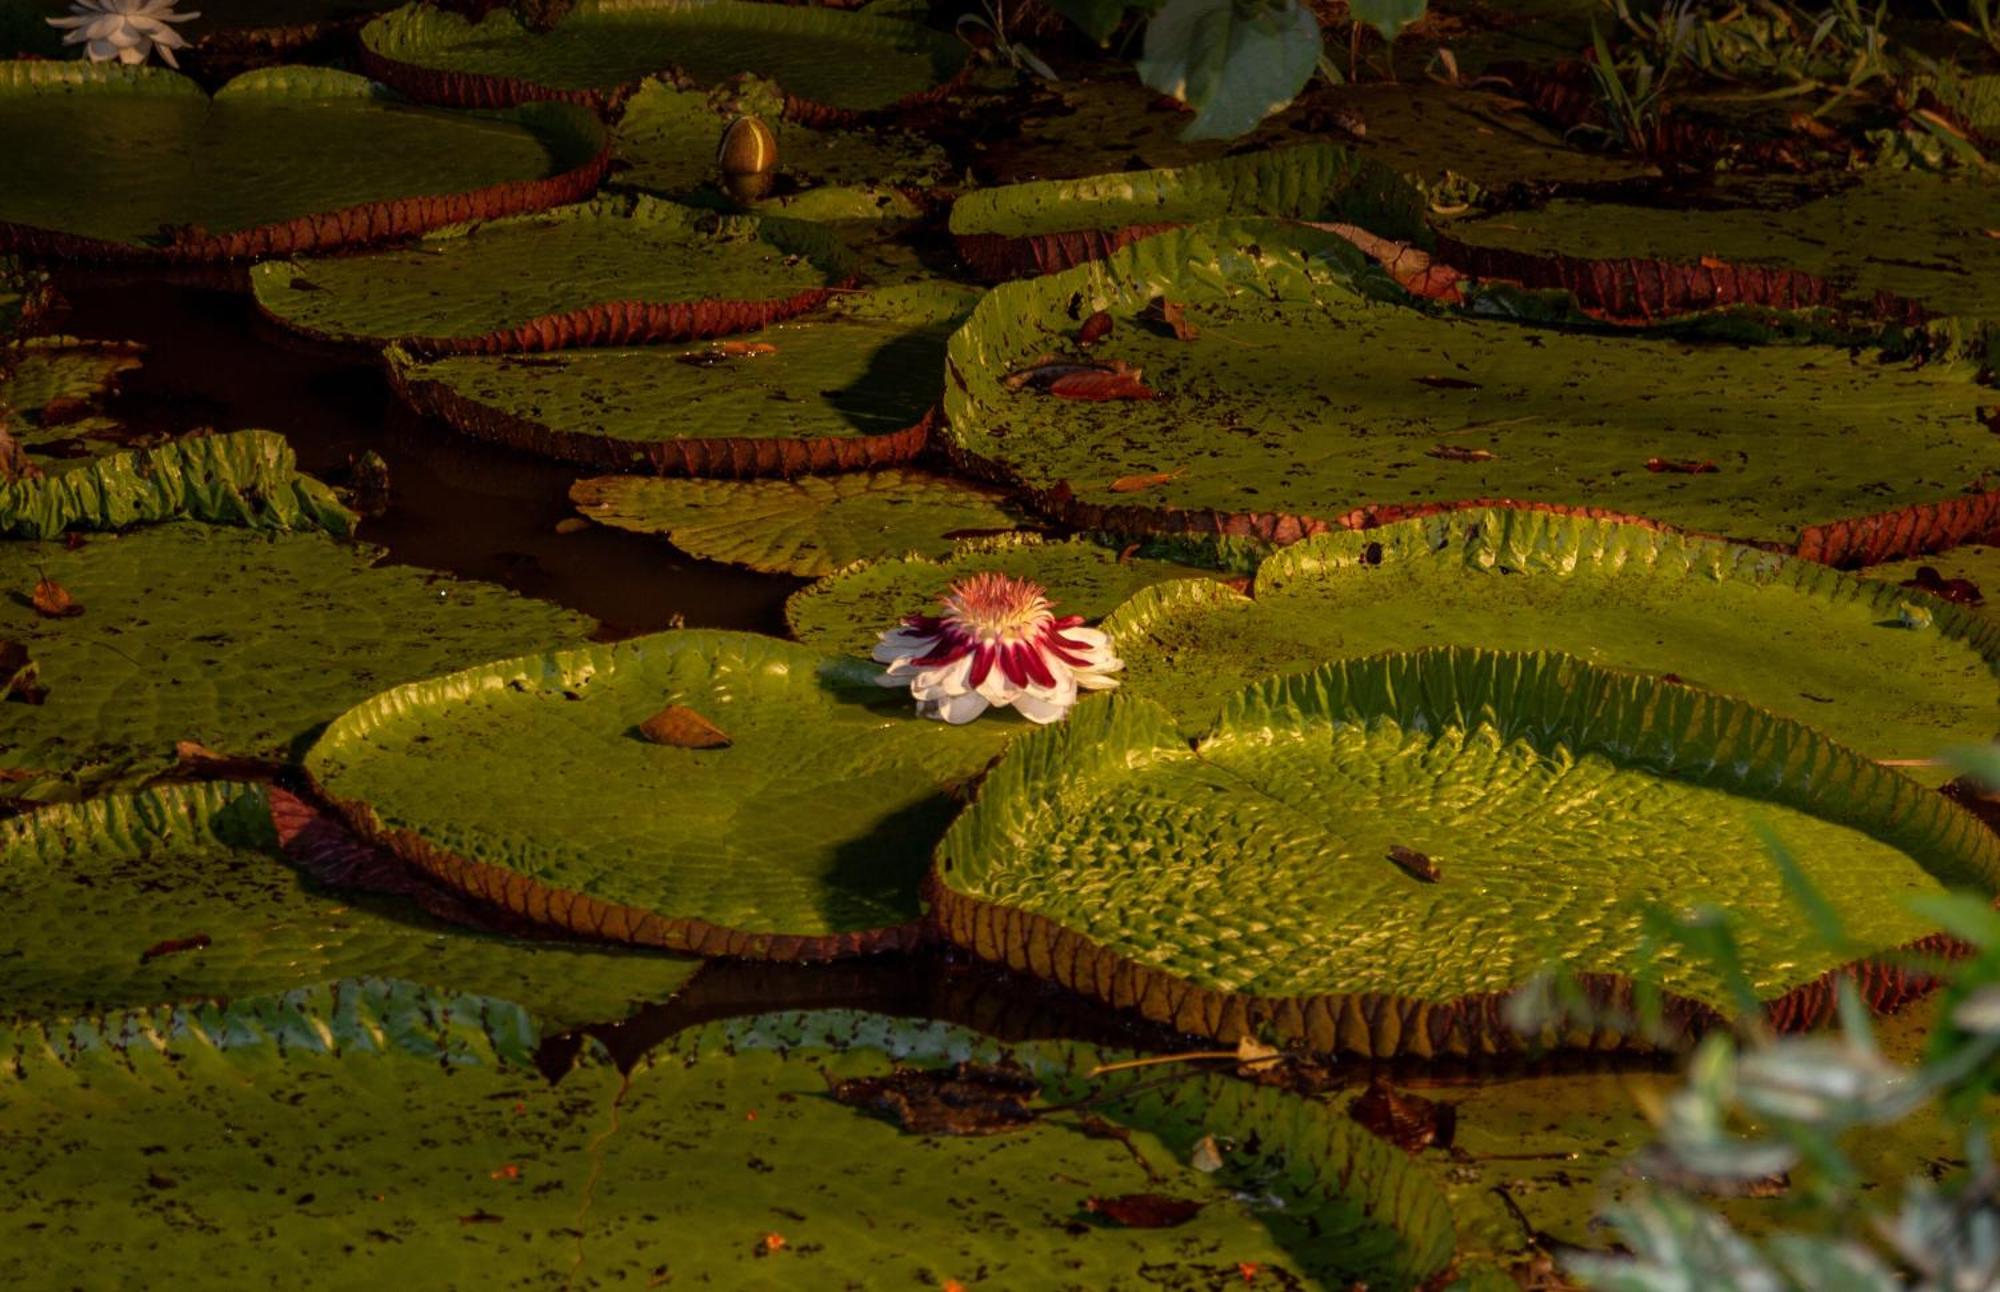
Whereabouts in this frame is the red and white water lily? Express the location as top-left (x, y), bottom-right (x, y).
top-left (873, 572), bottom-right (1122, 725)
top-left (48, 0), bottom-right (201, 69)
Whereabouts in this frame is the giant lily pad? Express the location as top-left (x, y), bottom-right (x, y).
top-left (0, 61), bottom-right (608, 262)
top-left (306, 630), bottom-right (1015, 959)
top-left (359, 0), bottom-right (967, 119)
top-left (0, 512), bottom-right (591, 799)
top-left (950, 142), bottom-right (1429, 281)
top-left (787, 533), bottom-right (1231, 657)
top-left (0, 782), bottom-right (700, 1025)
top-left (933, 648), bottom-right (2000, 1057)
top-left (386, 282), bottom-right (975, 474)
top-left (0, 336), bottom-right (148, 468)
top-left (611, 75), bottom-right (949, 220)
top-left (0, 428), bottom-right (353, 537)
top-left (942, 219), bottom-right (2000, 564)
top-left (1440, 171), bottom-right (2000, 320)
top-left (571, 470), bottom-right (1023, 575)
top-left (1103, 509), bottom-right (2000, 782)
top-left (250, 193), bottom-right (851, 352)
top-left (0, 993), bottom-right (1457, 1288)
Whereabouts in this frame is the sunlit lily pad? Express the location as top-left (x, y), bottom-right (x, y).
top-left (0, 993), bottom-right (1456, 1288)
top-left (360, 0), bottom-right (967, 118)
top-left (0, 782), bottom-right (700, 1025)
top-left (942, 219), bottom-right (2000, 564)
top-left (306, 630), bottom-right (1015, 958)
top-left (0, 61), bottom-right (608, 262)
top-left (934, 648), bottom-right (2000, 1057)
top-left (787, 532), bottom-right (1230, 657)
top-left (0, 497), bottom-right (590, 800)
top-left (950, 142), bottom-right (1427, 280)
top-left (1441, 171), bottom-right (2000, 319)
top-left (612, 75), bottom-right (949, 219)
top-left (1103, 509), bottom-right (2000, 783)
top-left (387, 282), bottom-right (975, 474)
top-left (571, 470), bottom-right (1023, 576)
top-left (251, 193), bottom-right (850, 352)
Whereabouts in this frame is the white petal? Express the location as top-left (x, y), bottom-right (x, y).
top-left (1074, 670), bottom-right (1121, 691)
top-left (933, 690), bottom-right (990, 724)
top-left (908, 655), bottom-right (974, 703)
top-left (1012, 687), bottom-right (1076, 724)
top-left (45, 16), bottom-right (96, 30)
top-left (85, 36), bottom-right (118, 58)
top-left (871, 628), bottom-right (938, 665)
top-left (152, 37), bottom-right (177, 65)
top-left (974, 663), bottom-right (1022, 706)
top-left (116, 41), bottom-right (145, 62)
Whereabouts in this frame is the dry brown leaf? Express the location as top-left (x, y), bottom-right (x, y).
top-left (1427, 445), bottom-right (1495, 463)
top-left (1049, 369), bottom-right (1155, 401)
top-left (1388, 844), bottom-right (1441, 882)
top-left (1108, 469), bottom-right (1184, 493)
top-left (32, 577), bottom-right (82, 619)
top-left (1077, 310), bottom-right (1114, 347)
top-left (1141, 296), bottom-right (1199, 341)
top-left (638, 704), bottom-right (732, 748)
top-left (1645, 456), bottom-right (1720, 474)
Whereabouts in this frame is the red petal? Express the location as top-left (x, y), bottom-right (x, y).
top-left (968, 645), bottom-right (995, 687)
top-left (1020, 645), bottom-right (1057, 688)
top-left (1000, 645), bottom-right (1030, 687)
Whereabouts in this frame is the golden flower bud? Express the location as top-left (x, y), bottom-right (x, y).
top-left (716, 115), bottom-right (778, 178)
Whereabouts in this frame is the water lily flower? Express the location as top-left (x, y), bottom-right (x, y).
top-left (48, 0), bottom-right (201, 70)
top-left (873, 571), bottom-right (1122, 725)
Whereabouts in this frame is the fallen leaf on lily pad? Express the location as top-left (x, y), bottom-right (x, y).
top-left (1645, 457), bottom-right (1720, 474)
top-left (1190, 1135), bottom-right (1225, 1173)
top-left (1085, 1194), bottom-right (1206, 1228)
top-left (1141, 296), bottom-right (1198, 341)
top-left (1109, 469), bottom-right (1185, 493)
top-left (1427, 445), bottom-right (1495, 463)
top-left (32, 576), bottom-right (82, 619)
top-left (1901, 565), bottom-right (1983, 606)
top-left (1387, 844), bottom-right (1441, 882)
top-left (826, 1062), bottom-right (1040, 1136)
top-left (1049, 370), bottom-right (1155, 401)
top-left (139, 933), bottom-right (212, 963)
top-left (637, 704), bottom-right (732, 748)
top-left (1348, 1075), bottom-right (1455, 1153)
top-left (1078, 310), bottom-right (1114, 347)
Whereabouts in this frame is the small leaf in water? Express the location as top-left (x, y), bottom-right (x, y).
top-left (638, 705), bottom-right (732, 748)
top-left (1388, 844), bottom-right (1440, 882)
top-left (1077, 310), bottom-right (1114, 347)
top-left (1110, 469), bottom-right (1185, 493)
top-left (1349, 1075), bottom-right (1455, 1152)
top-left (1085, 1194), bottom-right (1205, 1228)
top-left (1645, 457), bottom-right (1720, 474)
top-left (32, 577), bottom-right (82, 619)
top-left (1049, 370), bottom-right (1155, 401)
top-left (554, 517), bottom-right (591, 535)
top-left (1427, 445), bottom-right (1496, 462)
top-left (1900, 565), bottom-right (1982, 606)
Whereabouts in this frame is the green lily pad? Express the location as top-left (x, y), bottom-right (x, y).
top-left (0, 336), bottom-right (148, 468)
top-left (1103, 509), bottom-right (2000, 784)
top-left (386, 282), bottom-right (976, 475)
top-left (251, 193), bottom-right (850, 351)
top-left (0, 517), bottom-right (591, 799)
top-left (306, 630), bottom-right (1016, 959)
top-left (787, 532), bottom-right (1233, 657)
top-left (1441, 171), bottom-right (2000, 319)
top-left (360, 0), bottom-right (967, 116)
top-left (0, 428), bottom-right (353, 538)
top-left (0, 992), bottom-right (1456, 1288)
top-left (0, 782), bottom-right (700, 1025)
top-left (591, 1009), bottom-right (1458, 1289)
top-left (942, 219), bottom-right (2000, 561)
top-left (0, 61), bottom-right (608, 261)
top-left (0, 979), bottom-right (627, 1287)
top-left (933, 648), bottom-right (2000, 1057)
top-left (611, 75), bottom-right (949, 219)
top-left (571, 470), bottom-right (1023, 576)
top-left (949, 142), bottom-right (1428, 280)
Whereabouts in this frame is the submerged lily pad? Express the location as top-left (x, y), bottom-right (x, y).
top-left (0, 517), bottom-right (590, 799)
top-left (1104, 509), bottom-right (2000, 782)
top-left (0, 61), bottom-right (608, 262)
top-left (0, 428), bottom-right (353, 537)
top-left (950, 142), bottom-right (1428, 280)
top-left (251, 193), bottom-right (850, 352)
top-left (0, 782), bottom-right (700, 1024)
top-left (934, 648), bottom-right (2000, 1057)
top-left (360, 0), bottom-right (967, 117)
top-left (0, 336), bottom-right (145, 467)
top-left (1442, 171), bottom-right (2000, 319)
top-left (943, 219), bottom-right (2000, 562)
top-left (306, 630), bottom-right (1015, 958)
top-left (571, 470), bottom-right (1023, 576)
top-left (612, 75), bottom-right (949, 218)
top-left (787, 533), bottom-right (1229, 657)
top-left (387, 282), bottom-right (975, 474)
top-left (0, 994), bottom-right (1455, 1288)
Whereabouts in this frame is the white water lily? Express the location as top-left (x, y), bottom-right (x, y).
top-left (48, 0), bottom-right (202, 70)
top-left (873, 571), bottom-right (1122, 725)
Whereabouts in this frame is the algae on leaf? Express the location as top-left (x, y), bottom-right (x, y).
top-left (934, 649), bottom-right (2000, 1057)
top-left (1104, 510), bottom-right (2000, 781)
top-left (307, 631), bottom-right (1017, 958)
top-left (0, 61), bottom-right (608, 260)
top-left (0, 782), bottom-right (700, 1024)
top-left (571, 470), bottom-right (1024, 576)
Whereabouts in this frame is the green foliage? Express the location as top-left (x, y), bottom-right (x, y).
top-left (1136, 0), bottom-right (1323, 140)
